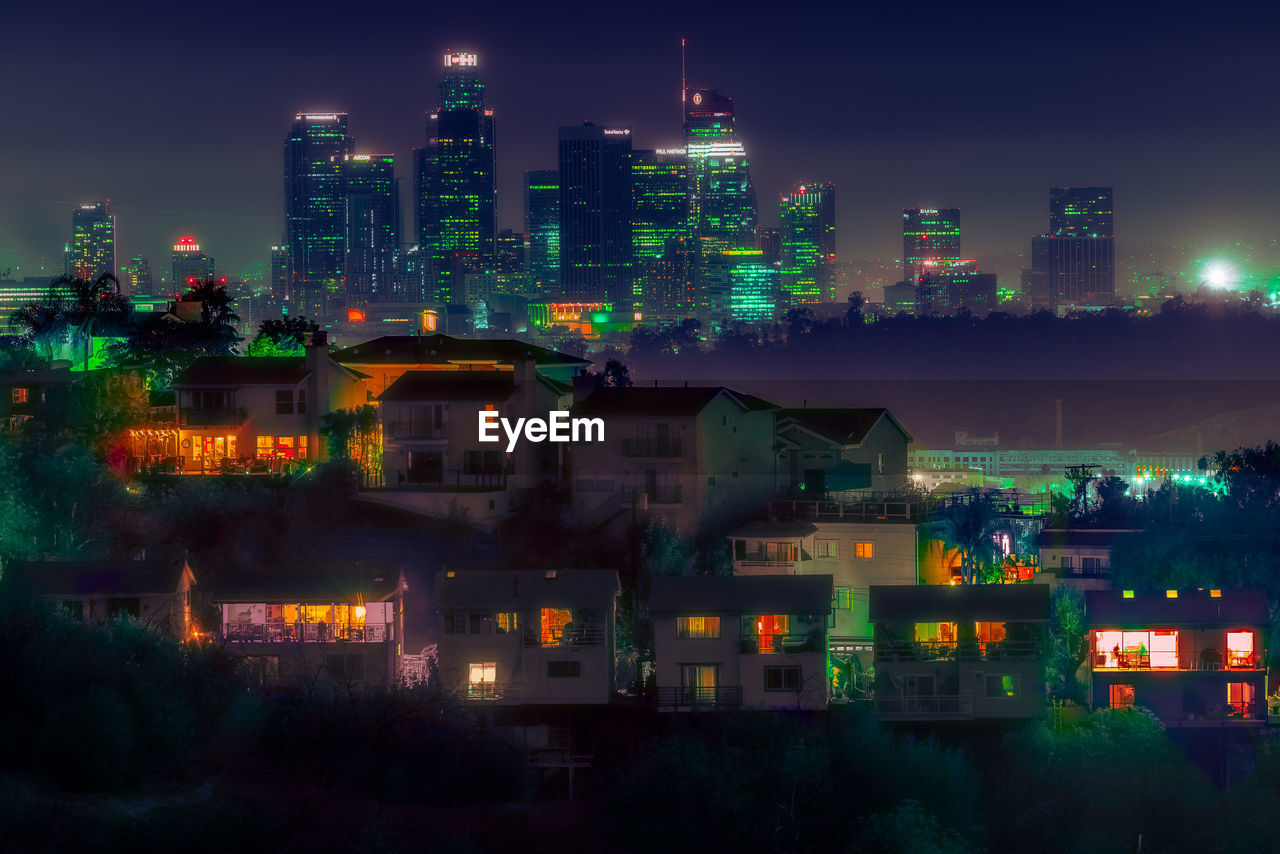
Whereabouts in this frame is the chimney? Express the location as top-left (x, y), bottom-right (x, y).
top-left (306, 330), bottom-right (332, 458)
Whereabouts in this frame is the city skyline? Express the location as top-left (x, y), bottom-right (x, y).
top-left (6, 1), bottom-right (1280, 280)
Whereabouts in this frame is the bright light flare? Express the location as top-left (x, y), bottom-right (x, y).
top-left (1203, 260), bottom-right (1238, 290)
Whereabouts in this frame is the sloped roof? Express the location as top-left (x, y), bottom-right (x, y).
top-left (379, 370), bottom-right (516, 403)
top-left (650, 575), bottom-right (833, 614)
top-left (174, 356), bottom-right (307, 386)
top-left (777, 407), bottom-right (914, 445)
top-left (728, 520), bottom-right (818, 539)
top-left (1085, 589), bottom-right (1270, 627)
top-left (1037, 528), bottom-right (1140, 549)
top-left (433, 569), bottom-right (620, 610)
top-left (332, 334), bottom-right (590, 367)
top-left (572, 386), bottom-right (777, 417)
top-left (869, 583), bottom-right (1050, 622)
top-left (212, 571), bottom-right (403, 603)
top-left (6, 560), bottom-right (190, 596)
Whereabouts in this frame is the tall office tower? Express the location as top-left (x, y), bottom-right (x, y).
top-left (120, 256), bottom-right (153, 296)
top-left (64, 202), bottom-right (115, 280)
top-left (558, 123), bottom-right (633, 306)
top-left (698, 249), bottom-right (777, 331)
top-left (339, 153), bottom-right (398, 306)
top-left (1049, 186), bottom-right (1114, 238)
top-left (684, 88), bottom-right (757, 258)
top-left (495, 229), bottom-right (526, 273)
top-left (1031, 186), bottom-right (1116, 308)
top-left (902, 208), bottom-right (960, 283)
top-left (633, 148), bottom-right (692, 313)
top-left (779, 181), bottom-right (836, 306)
top-left (171, 237), bottom-right (215, 291)
top-left (523, 170), bottom-right (560, 296)
top-left (415, 51), bottom-right (496, 305)
top-left (270, 245), bottom-right (289, 301)
top-left (755, 226), bottom-right (782, 261)
top-left (284, 112), bottom-right (354, 319)
top-left (914, 270), bottom-right (997, 317)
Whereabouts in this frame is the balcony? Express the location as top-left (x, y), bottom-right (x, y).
top-left (1091, 651), bottom-right (1263, 672)
top-left (220, 622), bottom-right (393, 643)
top-left (523, 623), bottom-right (607, 647)
top-left (873, 693), bottom-right (974, 718)
top-left (180, 406), bottom-right (247, 427)
top-left (645, 485), bottom-right (683, 505)
top-left (740, 633), bottom-right (823, 655)
top-left (875, 640), bottom-right (1042, 662)
top-left (466, 682), bottom-right (517, 702)
top-left (657, 685), bottom-right (744, 708)
top-left (622, 438), bottom-right (682, 458)
top-left (384, 421), bottom-right (447, 440)
top-left (362, 468), bottom-right (507, 492)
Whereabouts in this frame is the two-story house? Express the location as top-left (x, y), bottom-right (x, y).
top-left (6, 559), bottom-right (195, 637)
top-left (366, 359), bottom-right (571, 528)
top-left (569, 386), bottom-right (778, 540)
top-left (330, 334), bottom-right (590, 400)
top-left (651, 575), bottom-right (832, 711)
top-left (1034, 528), bottom-right (1137, 591)
top-left (1086, 588), bottom-right (1268, 726)
top-left (171, 334), bottom-right (366, 473)
top-left (0, 365), bottom-right (72, 433)
top-left (868, 584), bottom-right (1050, 721)
top-left (775, 407), bottom-right (913, 497)
top-left (433, 569), bottom-right (619, 705)
top-left (213, 569), bottom-right (407, 687)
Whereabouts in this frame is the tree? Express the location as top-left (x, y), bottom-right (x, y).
top-left (929, 489), bottom-right (1003, 584)
top-left (249, 316), bottom-right (320, 357)
top-left (62, 273), bottom-right (130, 370)
top-left (593, 358), bottom-right (632, 388)
top-left (845, 290), bottom-right (866, 327)
top-left (10, 286), bottom-right (70, 363)
top-left (1046, 584), bottom-right (1088, 702)
top-left (108, 279), bottom-right (242, 389)
top-left (320, 405), bottom-right (382, 476)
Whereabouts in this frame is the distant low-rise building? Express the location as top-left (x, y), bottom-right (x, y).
top-left (869, 584), bottom-right (1050, 721)
top-left (7, 559), bottom-right (195, 638)
top-left (433, 569), bottom-right (620, 705)
top-left (775, 407), bottom-right (912, 497)
top-left (1086, 588), bottom-right (1268, 727)
top-left (1034, 528), bottom-right (1137, 590)
top-left (651, 574), bottom-right (832, 711)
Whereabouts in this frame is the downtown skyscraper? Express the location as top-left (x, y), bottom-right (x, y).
top-left (523, 170), bottom-right (559, 297)
top-left (64, 202), bottom-right (115, 280)
top-left (1029, 186), bottom-right (1115, 308)
top-left (284, 112), bottom-right (354, 318)
top-left (557, 123), bottom-right (633, 307)
top-left (414, 51), bottom-right (496, 305)
top-left (684, 88), bottom-right (757, 258)
top-left (171, 236), bottom-right (215, 289)
top-left (632, 148), bottom-right (693, 314)
top-left (779, 181), bottom-right (836, 306)
top-left (902, 208), bottom-right (960, 283)
top-left (339, 153), bottom-right (398, 306)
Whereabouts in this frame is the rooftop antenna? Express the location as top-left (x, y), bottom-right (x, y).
top-left (681, 37), bottom-right (686, 122)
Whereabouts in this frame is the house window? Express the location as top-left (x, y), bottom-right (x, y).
top-left (1228, 682), bottom-right (1256, 716)
top-left (1081, 557), bottom-right (1102, 572)
top-left (496, 612), bottom-right (518, 634)
top-left (764, 665), bottom-right (801, 692)
top-left (1227, 632), bottom-right (1255, 668)
top-left (297, 436), bottom-right (308, 460)
top-left (1060, 556), bottom-right (1075, 570)
top-left (765, 542), bottom-right (798, 562)
top-left (975, 621), bottom-right (1007, 650)
top-left (680, 664), bottom-right (718, 703)
top-left (256, 436), bottom-right (275, 458)
top-left (276, 436), bottom-right (295, 458)
top-left (816, 539), bottom-right (838, 559)
top-left (751, 614), bottom-right (790, 653)
top-left (540, 608), bottom-right (573, 645)
top-left (1094, 630), bottom-right (1178, 669)
top-left (11, 388), bottom-right (28, 404)
top-left (834, 588), bottom-right (855, 610)
top-left (985, 674), bottom-right (1020, 697)
top-left (1109, 683), bottom-right (1135, 709)
top-left (547, 661), bottom-right (581, 678)
top-left (297, 389), bottom-right (306, 414)
top-left (468, 662), bottom-right (498, 699)
top-left (676, 616), bottom-right (721, 639)
top-left (855, 542), bottom-right (874, 559)
top-left (470, 613), bottom-right (492, 634)
top-left (915, 622), bottom-right (957, 645)
top-left (275, 390), bottom-right (293, 414)
top-left (443, 613), bottom-right (465, 634)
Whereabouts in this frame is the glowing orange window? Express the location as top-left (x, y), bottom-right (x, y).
top-left (755, 615), bottom-right (789, 653)
top-left (540, 608), bottom-right (572, 645)
top-left (1227, 632), bottom-right (1255, 669)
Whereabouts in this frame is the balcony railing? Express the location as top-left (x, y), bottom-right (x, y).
top-left (1092, 651), bottom-right (1263, 672)
top-left (646, 485), bottom-right (683, 505)
top-left (180, 406), bottom-right (247, 427)
top-left (875, 640), bottom-right (1042, 662)
top-left (220, 622), bottom-right (392, 643)
top-left (466, 682), bottom-right (515, 701)
top-left (622, 438), bottom-right (682, 458)
top-left (362, 468), bottom-right (507, 492)
top-left (657, 685), bottom-right (744, 707)
top-left (384, 421), bottom-right (447, 440)
top-left (740, 633), bottom-right (823, 654)
top-left (523, 623), bottom-right (607, 647)
top-left (873, 694), bottom-right (974, 717)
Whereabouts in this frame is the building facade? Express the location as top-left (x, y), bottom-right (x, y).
top-left (524, 170), bottom-right (560, 297)
top-left (779, 181), bottom-right (836, 307)
top-left (340, 153), bottom-right (398, 306)
top-left (902, 208), bottom-right (960, 284)
top-left (284, 112), bottom-right (354, 319)
top-left (558, 123), bottom-right (633, 307)
top-left (65, 202), bottom-right (115, 280)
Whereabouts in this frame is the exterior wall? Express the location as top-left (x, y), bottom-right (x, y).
top-left (849, 417), bottom-right (911, 492)
top-left (50, 590), bottom-right (189, 637)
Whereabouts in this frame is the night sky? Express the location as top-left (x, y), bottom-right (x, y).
top-left (3, 0), bottom-right (1278, 280)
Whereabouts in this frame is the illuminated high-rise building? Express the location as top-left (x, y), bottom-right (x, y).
top-left (120, 256), bottom-right (152, 296)
top-left (64, 202), bottom-right (115, 280)
top-left (415, 51), bottom-right (496, 305)
top-left (171, 237), bottom-right (215, 291)
top-left (1031, 186), bottom-right (1116, 307)
top-left (633, 148), bottom-right (692, 313)
top-left (902, 208), bottom-right (960, 283)
top-left (339, 153), bottom-right (398, 305)
top-left (558, 123), bottom-right (633, 306)
top-left (284, 112), bottom-right (354, 318)
top-left (523, 170), bottom-right (560, 296)
top-left (699, 249), bottom-right (777, 330)
top-left (684, 88), bottom-right (756, 257)
top-left (779, 181), bottom-right (836, 306)
top-left (270, 245), bottom-right (289, 301)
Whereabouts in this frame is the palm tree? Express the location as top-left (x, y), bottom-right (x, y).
top-left (10, 287), bottom-right (70, 363)
top-left (62, 273), bottom-right (130, 370)
top-left (929, 488), bottom-right (1004, 584)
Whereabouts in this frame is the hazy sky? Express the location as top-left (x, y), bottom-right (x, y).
top-left (3, 0), bottom-right (1279, 279)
